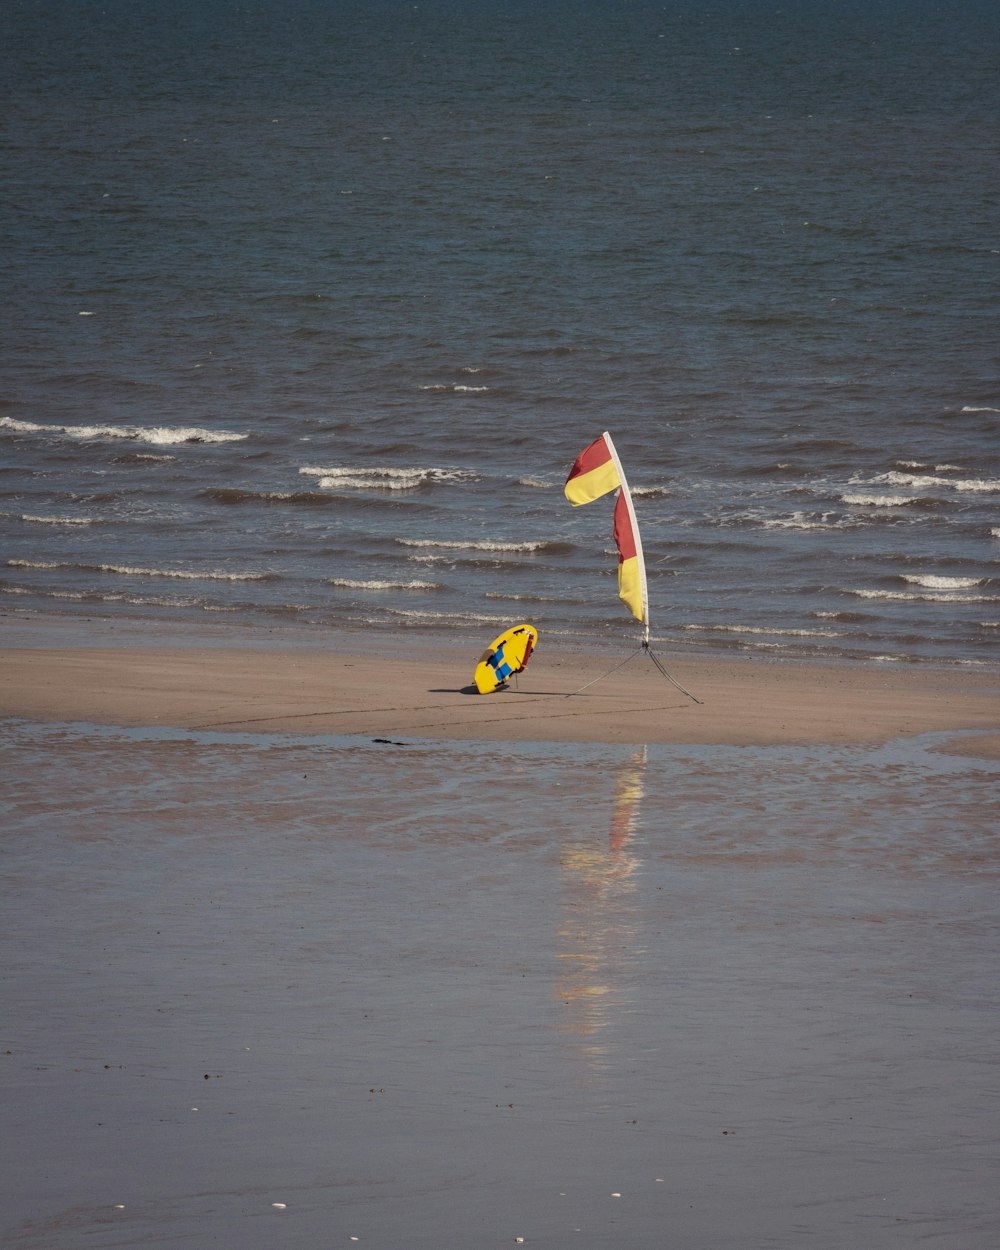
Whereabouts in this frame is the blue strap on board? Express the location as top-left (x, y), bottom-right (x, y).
top-left (489, 644), bottom-right (513, 682)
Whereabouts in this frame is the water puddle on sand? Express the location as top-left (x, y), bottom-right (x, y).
top-left (4, 722), bottom-right (998, 1248)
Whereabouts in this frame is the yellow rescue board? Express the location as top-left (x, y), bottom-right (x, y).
top-left (473, 623), bottom-right (538, 694)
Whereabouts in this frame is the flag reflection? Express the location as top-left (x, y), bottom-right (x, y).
top-left (555, 747), bottom-right (646, 1066)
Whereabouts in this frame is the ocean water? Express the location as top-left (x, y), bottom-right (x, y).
top-left (2, 0), bottom-right (998, 665)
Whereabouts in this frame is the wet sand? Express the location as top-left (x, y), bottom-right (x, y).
top-left (3, 618), bottom-right (999, 1248)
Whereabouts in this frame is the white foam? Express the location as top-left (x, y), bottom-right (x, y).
top-left (327, 578), bottom-right (441, 591)
top-left (385, 607), bottom-right (501, 625)
top-left (0, 417), bottom-right (246, 445)
top-left (18, 514), bottom-right (95, 526)
top-left (397, 538), bottom-right (549, 553)
top-left (762, 511), bottom-right (855, 530)
top-left (299, 465), bottom-right (474, 490)
top-left (682, 624), bottom-right (840, 638)
top-left (418, 384), bottom-right (490, 393)
top-left (317, 474), bottom-right (425, 491)
top-left (841, 493), bottom-right (918, 507)
top-left (485, 591), bottom-right (562, 603)
top-left (902, 574), bottom-right (983, 590)
top-left (849, 587), bottom-right (1000, 604)
top-left (960, 405), bottom-right (1000, 413)
top-left (518, 475), bottom-right (555, 489)
top-left (7, 558), bottom-right (268, 581)
top-left (1, 585), bottom-right (197, 608)
top-left (875, 470), bottom-right (1000, 493)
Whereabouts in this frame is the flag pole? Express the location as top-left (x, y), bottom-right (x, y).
top-left (562, 429), bottom-right (701, 704)
top-left (603, 431), bottom-right (700, 703)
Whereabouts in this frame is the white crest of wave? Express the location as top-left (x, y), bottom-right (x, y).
top-left (7, 558), bottom-right (267, 581)
top-left (397, 538), bottom-right (547, 553)
top-left (842, 492), bottom-right (917, 507)
top-left (762, 511), bottom-right (853, 530)
top-left (484, 591), bottom-right (560, 603)
top-left (682, 624), bottom-right (840, 638)
top-left (902, 574), bottom-right (983, 590)
top-left (0, 416), bottom-right (246, 445)
top-left (417, 383), bottom-right (490, 393)
top-left (2, 586), bottom-right (195, 608)
top-left (518, 476), bottom-right (555, 489)
top-left (875, 470), bottom-right (1000, 493)
top-left (299, 465), bottom-right (473, 490)
top-left (386, 608), bottom-right (501, 625)
top-left (19, 514), bottom-right (95, 526)
top-left (850, 587), bottom-right (999, 603)
top-left (961, 405), bottom-right (1000, 413)
top-left (328, 578), bottom-right (440, 591)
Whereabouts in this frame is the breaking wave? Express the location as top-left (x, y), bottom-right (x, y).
top-left (841, 492), bottom-right (926, 507)
top-left (0, 417), bottom-right (247, 446)
top-left (874, 470), bottom-right (1000, 493)
top-left (682, 623), bottom-right (841, 639)
top-left (901, 574), bottom-right (984, 590)
top-left (299, 466), bottom-right (476, 490)
top-left (848, 587), bottom-right (1000, 604)
top-left (417, 384), bottom-right (491, 393)
top-left (1, 585), bottom-right (201, 608)
top-left (761, 511), bottom-right (859, 531)
top-left (397, 538), bottom-right (570, 554)
top-left (384, 607), bottom-right (504, 627)
top-left (327, 578), bottom-right (442, 591)
top-left (8, 558), bottom-right (274, 581)
top-left (9, 513), bottom-right (97, 526)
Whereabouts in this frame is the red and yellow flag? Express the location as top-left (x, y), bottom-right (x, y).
top-left (564, 433), bottom-right (620, 506)
top-left (614, 489), bottom-right (644, 622)
top-left (565, 431), bottom-right (649, 629)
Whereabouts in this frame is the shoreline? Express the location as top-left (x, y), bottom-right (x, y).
top-left (3, 613), bottom-right (998, 755)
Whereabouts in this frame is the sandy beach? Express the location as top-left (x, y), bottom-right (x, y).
top-left (3, 618), bottom-right (999, 1249)
top-left (2, 620), bottom-right (998, 755)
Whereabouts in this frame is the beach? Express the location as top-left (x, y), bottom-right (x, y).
top-left (2, 614), bottom-right (998, 754)
top-left (3, 617), bottom-right (999, 1248)
top-left (6, 0), bottom-right (999, 1242)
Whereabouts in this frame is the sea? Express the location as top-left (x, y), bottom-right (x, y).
top-left (3, 0), bottom-right (999, 667)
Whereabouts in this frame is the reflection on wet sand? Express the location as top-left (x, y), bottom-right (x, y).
top-left (556, 747), bottom-right (647, 1066)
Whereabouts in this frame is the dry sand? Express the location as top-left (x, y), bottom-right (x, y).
top-left (2, 634), bottom-right (998, 754)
